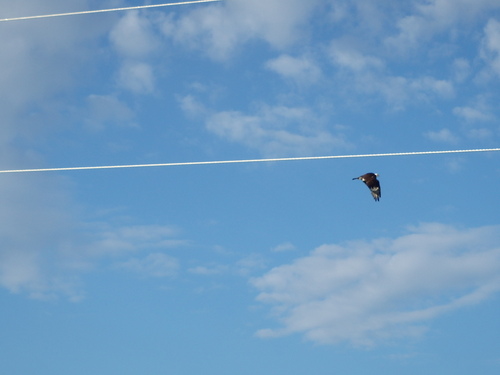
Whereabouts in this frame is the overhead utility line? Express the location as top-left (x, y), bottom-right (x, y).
top-left (0, 0), bottom-right (221, 22)
top-left (0, 148), bottom-right (498, 174)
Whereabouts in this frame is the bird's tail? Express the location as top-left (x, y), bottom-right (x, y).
top-left (352, 177), bottom-right (359, 180)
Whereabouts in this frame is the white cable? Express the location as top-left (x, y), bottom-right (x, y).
top-left (0, 0), bottom-right (221, 22)
top-left (0, 148), bottom-right (498, 174)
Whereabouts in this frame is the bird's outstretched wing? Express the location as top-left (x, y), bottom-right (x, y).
top-left (353, 173), bottom-right (381, 201)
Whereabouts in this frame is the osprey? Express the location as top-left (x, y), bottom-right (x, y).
top-left (353, 173), bottom-right (381, 201)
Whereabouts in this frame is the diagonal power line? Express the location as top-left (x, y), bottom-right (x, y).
top-left (0, 148), bottom-right (498, 174)
top-left (0, 0), bottom-right (221, 22)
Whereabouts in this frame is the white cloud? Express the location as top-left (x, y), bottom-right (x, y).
top-left (0, 1), bottom-right (122, 301)
top-left (84, 94), bottom-right (137, 130)
top-left (0, 2), bottom-right (188, 301)
top-left (409, 76), bottom-right (455, 98)
top-left (206, 105), bottom-right (349, 156)
top-left (89, 224), bottom-right (185, 257)
top-left (385, 14), bottom-right (434, 53)
top-left (161, 0), bottom-right (321, 60)
top-left (328, 42), bottom-right (455, 109)
top-left (0, 203), bottom-right (187, 299)
top-left (116, 61), bottom-right (155, 94)
top-left (424, 128), bottom-right (459, 143)
top-left (467, 127), bottom-right (493, 139)
top-left (386, 0), bottom-right (500, 53)
top-left (237, 253), bottom-right (268, 276)
top-left (265, 54), bottom-right (322, 83)
top-left (452, 95), bottom-right (495, 122)
top-left (188, 264), bottom-right (229, 276)
top-left (161, 4), bottom-right (242, 60)
top-left (480, 18), bottom-right (500, 77)
top-left (452, 58), bottom-right (471, 83)
top-left (330, 45), bottom-right (384, 71)
top-left (109, 11), bottom-right (161, 94)
top-left (453, 106), bottom-right (494, 122)
top-left (109, 10), bottom-right (160, 59)
top-left (178, 94), bottom-right (208, 118)
top-left (416, 0), bottom-right (500, 21)
top-left (0, 172), bottom-right (85, 301)
top-left (251, 223), bottom-right (500, 346)
top-left (0, 0), bottom-right (104, 117)
top-left (443, 156), bottom-right (466, 172)
top-left (271, 242), bottom-right (296, 253)
top-left (116, 252), bottom-right (179, 278)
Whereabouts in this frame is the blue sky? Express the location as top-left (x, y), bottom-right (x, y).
top-left (1, 0), bottom-right (500, 373)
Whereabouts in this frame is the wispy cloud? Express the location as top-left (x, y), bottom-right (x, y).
top-left (452, 94), bottom-right (495, 125)
top-left (109, 10), bottom-right (162, 94)
top-left (206, 104), bottom-right (349, 157)
top-left (0, 172), bottom-right (84, 301)
top-left (84, 94), bottom-right (137, 131)
top-left (0, 213), bottom-right (187, 300)
top-left (0, 0), bottom-right (104, 125)
top-left (265, 54), bottom-right (322, 84)
top-left (116, 61), bottom-right (156, 94)
top-left (160, 0), bottom-right (320, 60)
top-left (89, 224), bottom-right (186, 257)
top-left (116, 252), bottom-right (179, 278)
top-left (480, 18), bottom-right (500, 78)
top-left (0, 0), bottom-right (116, 301)
top-left (453, 105), bottom-right (494, 122)
top-left (424, 128), bottom-right (459, 144)
top-left (328, 42), bottom-right (455, 110)
top-left (252, 223), bottom-right (500, 346)
top-left (385, 0), bottom-right (500, 54)
top-left (109, 10), bottom-right (161, 59)
top-left (271, 242), bottom-right (296, 253)
top-left (188, 264), bottom-right (229, 276)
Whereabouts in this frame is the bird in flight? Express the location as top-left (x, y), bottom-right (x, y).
top-left (353, 173), bottom-right (381, 201)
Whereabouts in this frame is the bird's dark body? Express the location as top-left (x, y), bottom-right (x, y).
top-left (353, 173), bottom-right (381, 201)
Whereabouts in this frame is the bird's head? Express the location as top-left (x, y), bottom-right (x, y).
top-left (375, 173), bottom-right (379, 177)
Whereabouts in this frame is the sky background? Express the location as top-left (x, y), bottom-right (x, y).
top-left (1, 0), bottom-right (500, 373)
